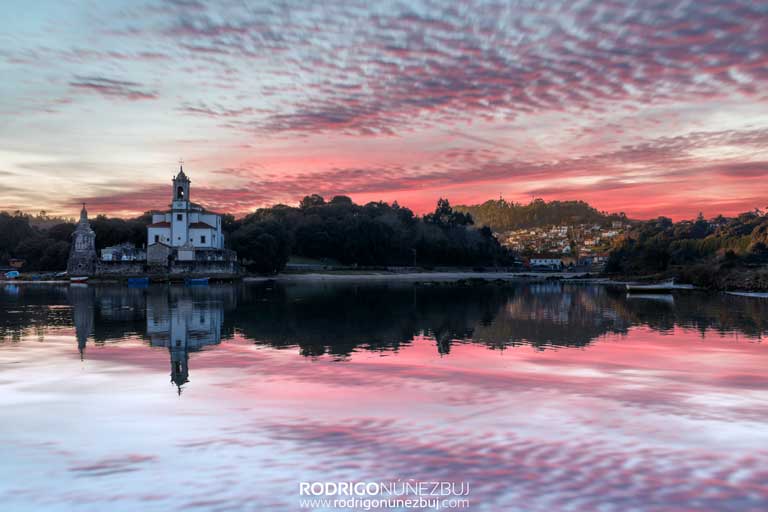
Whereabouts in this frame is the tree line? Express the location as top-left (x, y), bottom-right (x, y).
top-left (227, 195), bottom-right (511, 273)
top-left (1, 196), bottom-right (512, 273)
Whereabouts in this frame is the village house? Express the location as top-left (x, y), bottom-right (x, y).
top-left (529, 255), bottom-right (563, 269)
top-left (101, 243), bottom-right (146, 262)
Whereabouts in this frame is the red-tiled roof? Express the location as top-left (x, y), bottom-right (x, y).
top-left (148, 221), bottom-right (171, 227)
top-left (189, 222), bottom-right (215, 229)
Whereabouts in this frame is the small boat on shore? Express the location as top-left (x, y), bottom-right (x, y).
top-left (70, 276), bottom-right (89, 283)
top-left (185, 277), bottom-right (209, 286)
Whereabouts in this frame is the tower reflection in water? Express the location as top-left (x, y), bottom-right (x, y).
top-left (146, 290), bottom-right (224, 393)
top-left (70, 284), bottom-right (94, 360)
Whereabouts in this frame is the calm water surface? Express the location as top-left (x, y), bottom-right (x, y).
top-left (1, 281), bottom-right (767, 511)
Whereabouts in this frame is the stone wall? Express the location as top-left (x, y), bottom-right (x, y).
top-left (166, 260), bottom-right (239, 275)
top-left (96, 261), bottom-right (146, 276)
top-left (147, 243), bottom-right (172, 265)
top-left (95, 260), bottom-right (239, 277)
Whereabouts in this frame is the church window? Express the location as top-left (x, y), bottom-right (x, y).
top-left (154, 235), bottom-right (159, 243)
top-left (177, 186), bottom-right (185, 200)
top-left (201, 235), bottom-right (206, 244)
top-left (177, 214), bottom-right (183, 221)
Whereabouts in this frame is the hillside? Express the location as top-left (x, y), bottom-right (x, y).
top-left (455, 198), bottom-right (628, 231)
top-left (606, 211), bottom-right (768, 290)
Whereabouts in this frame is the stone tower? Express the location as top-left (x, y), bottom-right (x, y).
top-left (67, 204), bottom-right (97, 276)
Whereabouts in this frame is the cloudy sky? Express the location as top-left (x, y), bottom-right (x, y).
top-left (1, 0), bottom-right (766, 219)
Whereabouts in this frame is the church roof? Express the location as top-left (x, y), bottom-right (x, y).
top-left (148, 221), bottom-right (171, 227)
top-left (174, 165), bottom-right (189, 181)
top-left (189, 221), bottom-right (215, 229)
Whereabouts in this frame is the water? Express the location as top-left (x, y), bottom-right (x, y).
top-left (0, 281), bottom-right (767, 511)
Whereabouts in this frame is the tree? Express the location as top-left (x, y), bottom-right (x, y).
top-left (221, 213), bottom-right (239, 235)
top-left (329, 195), bottom-right (353, 205)
top-left (229, 221), bottom-right (290, 274)
top-left (425, 198), bottom-right (473, 227)
top-left (299, 194), bottom-right (325, 209)
top-left (47, 222), bottom-right (75, 242)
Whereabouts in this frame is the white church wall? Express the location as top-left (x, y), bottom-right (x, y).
top-left (148, 227), bottom-right (171, 245)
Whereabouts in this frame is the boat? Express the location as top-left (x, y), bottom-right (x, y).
top-left (4, 270), bottom-right (20, 280)
top-left (70, 276), bottom-right (89, 283)
top-left (127, 277), bottom-right (150, 287)
top-left (185, 277), bottom-right (209, 286)
top-left (626, 293), bottom-right (675, 304)
top-left (726, 291), bottom-right (768, 299)
top-left (625, 279), bottom-right (684, 292)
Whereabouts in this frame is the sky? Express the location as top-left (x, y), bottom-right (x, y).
top-left (1, 0), bottom-right (766, 220)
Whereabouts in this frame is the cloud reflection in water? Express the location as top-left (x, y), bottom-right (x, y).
top-left (0, 282), bottom-right (766, 511)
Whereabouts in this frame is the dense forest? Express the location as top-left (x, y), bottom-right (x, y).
top-left (606, 211), bottom-right (768, 289)
top-left (1, 196), bottom-right (512, 273)
top-left (455, 198), bottom-right (628, 231)
top-left (227, 195), bottom-right (510, 272)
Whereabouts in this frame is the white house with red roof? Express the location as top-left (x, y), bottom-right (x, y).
top-left (147, 166), bottom-right (226, 261)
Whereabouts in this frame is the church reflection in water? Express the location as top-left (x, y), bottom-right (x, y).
top-left (146, 291), bottom-right (224, 392)
top-left (56, 280), bottom-right (768, 393)
top-left (69, 285), bottom-right (230, 393)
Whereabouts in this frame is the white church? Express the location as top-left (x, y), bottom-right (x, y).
top-left (146, 165), bottom-right (234, 266)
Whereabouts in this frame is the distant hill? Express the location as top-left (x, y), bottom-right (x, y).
top-left (454, 198), bottom-right (628, 231)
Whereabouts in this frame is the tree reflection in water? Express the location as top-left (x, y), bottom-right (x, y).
top-left (0, 281), bottom-right (766, 389)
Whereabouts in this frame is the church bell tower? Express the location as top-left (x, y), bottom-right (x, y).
top-left (170, 163), bottom-right (191, 246)
top-left (172, 164), bottom-right (190, 207)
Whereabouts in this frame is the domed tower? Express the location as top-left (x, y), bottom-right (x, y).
top-left (67, 204), bottom-right (97, 276)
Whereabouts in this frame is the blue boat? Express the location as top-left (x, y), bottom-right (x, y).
top-left (4, 271), bottom-right (20, 280)
top-left (185, 277), bottom-right (209, 286)
top-left (127, 277), bottom-right (150, 287)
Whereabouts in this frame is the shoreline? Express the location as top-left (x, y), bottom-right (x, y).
top-left (1, 271), bottom-right (606, 285)
top-left (244, 271), bottom-right (605, 282)
top-left (3, 271), bottom-right (767, 295)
